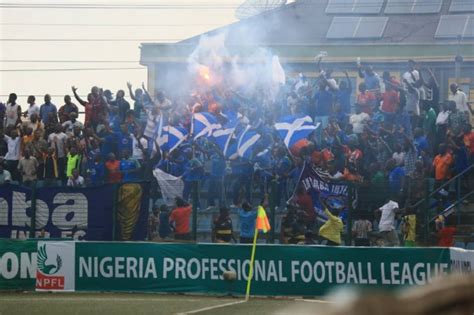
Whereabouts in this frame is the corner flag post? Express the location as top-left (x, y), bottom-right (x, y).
top-left (245, 205), bottom-right (271, 301)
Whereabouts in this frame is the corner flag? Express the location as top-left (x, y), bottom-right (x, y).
top-left (246, 205), bottom-right (271, 301)
top-left (256, 206), bottom-right (271, 233)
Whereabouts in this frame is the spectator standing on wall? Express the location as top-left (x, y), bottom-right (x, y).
top-left (213, 206), bottom-right (234, 243)
top-left (376, 199), bottom-right (401, 247)
top-left (319, 205), bottom-right (343, 246)
top-left (169, 197), bottom-right (192, 241)
top-left (238, 201), bottom-right (257, 244)
top-left (352, 212), bottom-right (372, 246)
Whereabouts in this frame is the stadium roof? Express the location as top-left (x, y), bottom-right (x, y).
top-left (140, 0), bottom-right (474, 64)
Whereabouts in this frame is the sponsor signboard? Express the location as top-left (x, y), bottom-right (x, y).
top-left (2, 240), bottom-right (473, 295)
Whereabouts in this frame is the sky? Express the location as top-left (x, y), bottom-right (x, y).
top-left (0, 0), bottom-right (243, 107)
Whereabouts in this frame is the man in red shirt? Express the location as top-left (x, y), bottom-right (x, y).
top-left (357, 83), bottom-right (376, 115)
top-left (380, 84), bottom-right (399, 114)
top-left (436, 215), bottom-right (456, 247)
top-left (170, 197), bottom-right (192, 240)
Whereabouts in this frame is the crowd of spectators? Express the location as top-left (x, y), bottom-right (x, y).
top-left (1, 59), bottom-right (474, 246)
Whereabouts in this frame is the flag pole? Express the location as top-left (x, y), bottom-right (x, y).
top-left (245, 226), bottom-right (259, 301)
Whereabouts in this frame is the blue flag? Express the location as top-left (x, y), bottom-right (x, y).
top-left (237, 125), bottom-right (261, 159)
top-left (191, 112), bottom-right (221, 140)
top-left (274, 115), bottom-right (319, 148)
top-left (160, 126), bottom-right (188, 153)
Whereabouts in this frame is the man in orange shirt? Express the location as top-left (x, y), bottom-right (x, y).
top-left (432, 144), bottom-right (453, 188)
top-left (357, 83), bottom-right (376, 115)
top-left (170, 197), bottom-right (192, 240)
top-left (105, 153), bottom-right (122, 183)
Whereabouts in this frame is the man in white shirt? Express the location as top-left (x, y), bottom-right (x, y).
top-left (449, 83), bottom-right (469, 113)
top-left (3, 129), bottom-right (21, 181)
top-left (24, 95), bottom-right (40, 120)
top-left (67, 169), bottom-right (85, 187)
top-left (376, 200), bottom-right (401, 247)
top-left (62, 112), bottom-right (84, 134)
top-left (131, 128), bottom-right (148, 161)
top-left (350, 104), bottom-right (370, 134)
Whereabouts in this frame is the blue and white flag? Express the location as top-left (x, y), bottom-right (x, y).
top-left (191, 112), bottom-right (221, 140)
top-left (274, 115), bottom-right (319, 148)
top-left (161, 126), bottom-right (188, 153)
top-left (237, 125), bottom-right (261, 159)
top-left (212, 119), bottom-right (239, 156)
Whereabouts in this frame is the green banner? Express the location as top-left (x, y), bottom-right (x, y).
top-left (0, 240), bottom-right (37, 290)
top-left (2, 240), bottom-right (472, 295)
top-left (74, 243), bottom-right (453, 296)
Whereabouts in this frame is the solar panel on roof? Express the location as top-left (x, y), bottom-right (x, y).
top-left (449, 0), bottom-right (474, 13)
top-left (464, 16), bottom-right (474, 37)
top-left (435, 15), bottom-right (472, 38)
top-left (326, 16), bottom-right (359, 38)
top-left (385, 0), bottom-right (442, 14)
top-left (325, 0), bottom-right (383, 14)
top-left (327, 16), bottom-right (387, 39)
top-left (326, 0), bottom-right (354, 14)
top-left (412, 0), bottom-right (443, 14)
top-left (353, 0), bottom-right (384, 14)
top-left (385, 0), bottom-right (413, 14)
top-left (354, 17), bottom-right (388, 38)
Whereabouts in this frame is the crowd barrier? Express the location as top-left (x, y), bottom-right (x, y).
top-left (1, 239), bottom-right (472, 296)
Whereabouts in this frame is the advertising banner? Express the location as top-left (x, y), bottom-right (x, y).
top-left (0, 239), bottom-right (37, 290)
top-left (0, 183), bottom-right (149, 241)
top-left (2, 240), bottom-right (473, 295)
top-left (74, 243), bottom-right (456, 296)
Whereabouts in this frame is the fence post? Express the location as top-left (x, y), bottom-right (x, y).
top-left (192, 180), bottom-right (199, 241)
top-left (456, 176), bottom-right (461, 225)
top-left (346, 184), bottom-right (353, 246)
top-left (29, 183), bottom-right (37, 238)
top-left (423, 179), bottom-right (430, 244)
top-left (112, 183), bottom-right (119, 241)
top-left (269, 179), bottom-right (277, 243)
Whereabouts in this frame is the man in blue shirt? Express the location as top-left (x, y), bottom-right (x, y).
top-left (387, 158), bottom-right (406, 202)
top-left (238, 201), bottom-right (257, 243)
top-left (116, 124), bottom-right (133, 157)
top-left (119, 150), bottom-right (141, 182)
top-left (336, 70), bottom-right (352, 115)
top-left (39, 94), bottom-right (58, 125)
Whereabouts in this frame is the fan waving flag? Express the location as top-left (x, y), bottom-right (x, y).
top-left (191, 112), bottom-right (221, 140)
top-left (237, 125), bottom-right (261, 159)
top-left (274, 115), bottom-right (319, 149)
top-left (256, 206), bottom-right (271, 233)
top-left (160, 126), bottom-right (188, 153)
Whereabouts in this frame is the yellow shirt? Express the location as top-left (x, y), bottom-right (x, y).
top-left (319, 208), bottom-right (343, 244)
